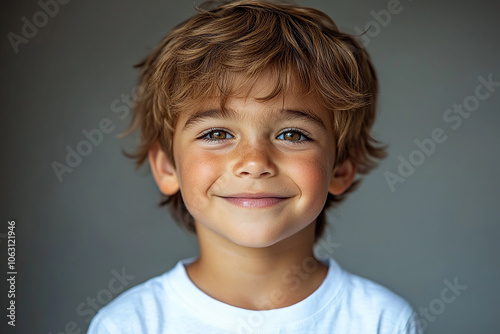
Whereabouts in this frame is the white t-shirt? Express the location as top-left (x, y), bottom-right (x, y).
top-left (87, 258), bottom-right (421, 333)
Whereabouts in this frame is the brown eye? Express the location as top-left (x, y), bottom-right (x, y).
top-left (210, 131), bottom-right (227, 139)
top-left (201, 129), bottom-right (234, 141)
top-left (277, 130), bottom-right (309, 142)
top-left (283, 132), bottom-right (301, 141)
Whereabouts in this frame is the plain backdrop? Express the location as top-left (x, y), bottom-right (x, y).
top-left (1, 0), bottom-right (499, 333)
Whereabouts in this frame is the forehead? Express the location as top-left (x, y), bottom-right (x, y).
top-left (176, 70), bottom-right (332, 126)
top-left (180, 90), bottom-right (333, 139)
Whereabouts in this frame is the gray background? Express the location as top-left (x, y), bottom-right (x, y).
top-left (1, 0), bottom-right (499, 333)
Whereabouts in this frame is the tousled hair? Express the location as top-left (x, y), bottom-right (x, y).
top-left (125, 0), bottom-right (386, 241)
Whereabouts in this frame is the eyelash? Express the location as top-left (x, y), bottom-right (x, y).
top-left (197, 128), bottom-right (235, 142)
top-left (196, 128), bottom-right (312, 143)
top-left (276, 128), bottom-right (312, 143)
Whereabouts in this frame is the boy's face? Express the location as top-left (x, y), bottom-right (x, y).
top-left (151, 72), bottom-right (355, 248)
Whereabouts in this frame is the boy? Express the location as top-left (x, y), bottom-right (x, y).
top-left (88, 0), bottom-right (421, 333)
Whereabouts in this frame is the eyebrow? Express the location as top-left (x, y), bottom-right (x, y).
top-left (182, 107), bottom-right (326, 130)
top-left (281, 108), bottom-right (327, 130)
top-left (183, 108), bottom-right (237, 130)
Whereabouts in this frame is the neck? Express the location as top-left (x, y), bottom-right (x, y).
top-left (185, 222), bottom-right (328, 310)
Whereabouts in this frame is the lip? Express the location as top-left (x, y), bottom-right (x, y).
top-left (218, 193), bottom-right (291, 208)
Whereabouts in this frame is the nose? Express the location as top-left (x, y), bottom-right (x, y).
top-left (232, 140), bottom-right (277, 178)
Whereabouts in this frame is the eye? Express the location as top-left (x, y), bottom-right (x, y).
top-left (198, 129), bottom-right (235, 141)
top-left (276, 129), bottom-right (311, 142)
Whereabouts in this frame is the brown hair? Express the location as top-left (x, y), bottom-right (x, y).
top-left (126, 0), bottom-right (386, 241)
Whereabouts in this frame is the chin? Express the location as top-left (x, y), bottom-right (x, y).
top-left (227, 224), bottom-right (302, 249)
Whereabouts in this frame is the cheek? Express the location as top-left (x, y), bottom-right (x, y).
top-left (180, 151), bottom-right (218, 184)
top-left (286, 152), bottom-right (331, 203)
top-left (290, 149), bottom-right (329, 180)
top-left (176, 150), bottom-right (223, 210)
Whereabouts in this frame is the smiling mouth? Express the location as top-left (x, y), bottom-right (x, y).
top-left (218, 194), bottom-right (291, 208)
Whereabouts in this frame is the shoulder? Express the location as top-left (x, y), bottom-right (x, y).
top-left (344, 270), bottom-right (410, 310)
top-left (87, 261), bottom-right (186, 334)
top-left (327, 259), bottom-right (421, 333)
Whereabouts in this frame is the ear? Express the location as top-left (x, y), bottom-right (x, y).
top-left (329, 159), bottom-right (357, 195)
top-left (148, 142), bottom-right (180, 195)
